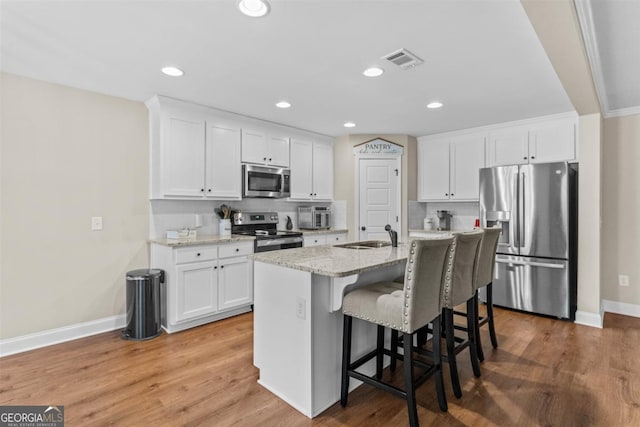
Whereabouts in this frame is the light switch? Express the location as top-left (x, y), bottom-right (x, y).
top-left (91, 216), bottom-right (103, 231)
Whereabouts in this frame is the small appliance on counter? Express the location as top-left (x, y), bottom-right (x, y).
top-left (436, 210), bottom-right (452, 231)
top-left (298, 206), bottom-right (331, 230)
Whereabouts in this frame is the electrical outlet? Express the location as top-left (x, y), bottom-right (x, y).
top-left (91, 216), bottom-right (103, 231)
top-left (296, 297), bottom-right (306, 319)
top-left (619, 274), bottom-right (630, 287)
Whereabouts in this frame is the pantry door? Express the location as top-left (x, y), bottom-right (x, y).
top-left (358, 158), bottom-right (401, 241)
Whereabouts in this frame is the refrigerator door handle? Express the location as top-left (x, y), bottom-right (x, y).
top-left (495, 258), bottom-right (565, 269)
top-left (519, 170), bottom-right (525, 249)
top-left (511, 169), bottom-right (519, 251)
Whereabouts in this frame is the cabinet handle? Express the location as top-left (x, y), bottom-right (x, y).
top-left (196, 253), bottom-right (201, 257)
top-left (208, 189), bottom-right (212, 192)
top-left (263, 157), bottom-right (267, 161)
top-left (523, 157), bottom-right (528, 160)
top-left (361, 226), bottom-right (366, 231)
top-left (451, 193), bottom-right (454, 196)
top-left (531, 156), bottom-right (535, 159)
top-left (214, 266), bottom-right (218, 269)
top-left (313, 193), bottom-right (317, 196)
top-left (445, 193), bottom-right (448, 196)
top-left (336, 237), bottom-right (339, 241)
top-left (235, 248), bottom-right (239, 252)
top-left (269, 158), bottom-right (272, 162)
top-left (200, 188), bottom-right (204, 192)
top-left (220, 265), bottom-right (225, 269)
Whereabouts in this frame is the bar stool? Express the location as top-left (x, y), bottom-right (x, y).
top-left (474, 227), bottom-right (501, 361)
top-left (441, 230), bottom-right (484, 398)
top-left (340, 237), bottom-right (454, 426)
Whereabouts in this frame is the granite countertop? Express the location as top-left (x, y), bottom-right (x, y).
top-left (250, 243), bottom-right (409, 278)
top-left (294, 228), bottom-right (349, 236)
top-left (149, 234), bottom-right (255, 247)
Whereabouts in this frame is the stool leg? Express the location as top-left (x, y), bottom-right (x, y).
top-left (467, 298), bottom-right (481, 378)
top-left (376, 325), bottom-right (385, 379)
top-left (487, 283), bottom-right (498, 349)
top-left (390, 329), bottom-right (398, 372)
top-left (403, 332), bottom-right (419, 427)
top-left (340, 315), bottom-right (353, 407)
top-left (444, 308), bottom-right (462, 398)
top-left (432, 316), bottom-right (448, 412)
top-left (475, 291), bottom-right (485, 362)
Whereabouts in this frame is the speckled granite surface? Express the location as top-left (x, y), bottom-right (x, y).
top-left (250, 243), bottom-right (410, 278)
top-left (149, 234), bottom-right (255, 247)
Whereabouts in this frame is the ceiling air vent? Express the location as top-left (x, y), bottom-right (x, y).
top-left (382, 48), bottom-right (424, 70)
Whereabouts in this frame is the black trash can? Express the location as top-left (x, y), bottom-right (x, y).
top-left (123, 269), bottom-right (164, 340)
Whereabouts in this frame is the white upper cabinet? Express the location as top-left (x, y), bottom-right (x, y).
top-left (450, 134), bottom-right (486, 200)
top-left (162, 114), bottom-right (207, 198)
top-left (487, 117), bottom-right (576, 166)
top-left (205, 121), bottom-right (242, 199)
top-left (241, 129), bottom-right (290, 168)
top-left (148, 96), bottom-right (242, 200)
top-left (289, 138), bottom-right (333, 201)
top-left (418, 133), bottom-right (486, 202)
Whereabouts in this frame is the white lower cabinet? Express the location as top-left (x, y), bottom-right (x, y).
top-left (151, 240), bottom-right (254, 333)
top-left (303, 232), bottom-right (347, 247)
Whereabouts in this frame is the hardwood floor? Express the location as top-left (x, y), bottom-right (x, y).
top-left (1, 308), bottom-right (639, 426)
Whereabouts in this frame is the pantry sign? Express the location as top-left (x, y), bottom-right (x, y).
top-left (354, 138), bottom-right (404, 155)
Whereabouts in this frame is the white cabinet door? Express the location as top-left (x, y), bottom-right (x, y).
top-left (175, 261), bottom-right (218, 322)
top-left (218, 257), bottom-right (253, 310)
top-left (312, 142), bottom-right (333, 201)
top-left (529, 119), bottom-right (575, 163)
top-left (268, 134), bottom-right (290, 167)
top-left (304, 235), bottom-right (327, 247)
top-left (206, 123), bottom-right (242, 199)
top-left (163, 116), bottom-right (206, 197)
top-left (290, 138), bottom-right (314, 200)
top-left (418, 139), bottom-right (450, 201)
top-left (487, 127), bottom-right (529, 166)
top-left (324, 233), bottom-right (347, 244)
top-left (450, 134), bottom-right (485, 201)
top-left (241, 129), bottom-right (267, 164)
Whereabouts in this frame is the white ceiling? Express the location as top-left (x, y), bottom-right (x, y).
top-left (1, 0), bottom-right (578, 137)
top-left (575, 0), bottom-right (640, 117)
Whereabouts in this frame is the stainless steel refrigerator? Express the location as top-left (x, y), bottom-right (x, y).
top-left (479, 162), bottom-right (577, 320)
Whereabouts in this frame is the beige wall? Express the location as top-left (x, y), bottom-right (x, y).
top-left (0, 73), bottom-right (149, 339)
top-left (601, 114), bottom-right (640, 304)
top-left (333, 134), bottom-right (417, 241)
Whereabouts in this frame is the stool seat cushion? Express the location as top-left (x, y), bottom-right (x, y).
top-left (343, 281), bottom-right (405, 330)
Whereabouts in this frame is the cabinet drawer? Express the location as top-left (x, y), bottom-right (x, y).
top-left (175, 246), bottom-right (218, 264)
top-left (219, 242), bottom-right (253, 258)
top-left (325, 233), bottom-right (347, 244)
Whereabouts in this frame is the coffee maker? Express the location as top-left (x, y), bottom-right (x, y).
top-left (436, 210), bottom-right (452, 231)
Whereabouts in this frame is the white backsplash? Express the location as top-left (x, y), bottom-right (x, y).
top-left (408, 201), bottom-right (480, 230)
top-left (150, 199), bottom-right (340, 238)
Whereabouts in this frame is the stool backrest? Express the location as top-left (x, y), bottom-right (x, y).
top-left (403, 236), bottom-right (455, 333)
top-left (476, 227), bottom-right (501, 290)
top-left (443, 230), bottom-right (484, 308)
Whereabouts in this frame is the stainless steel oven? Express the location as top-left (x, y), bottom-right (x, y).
top-left (242, 164), bottom-right (290, 198)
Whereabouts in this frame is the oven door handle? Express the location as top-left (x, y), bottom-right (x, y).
top-left (256, 237), bottom-right (303, 247)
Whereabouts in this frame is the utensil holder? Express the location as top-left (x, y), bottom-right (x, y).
top-left (219, 219), bottom-right (231, 237)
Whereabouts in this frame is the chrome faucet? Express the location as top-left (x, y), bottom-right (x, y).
top-left (384, 224), bottom-right (398, 247)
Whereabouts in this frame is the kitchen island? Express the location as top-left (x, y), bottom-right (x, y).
top-left (251, 242), bottom-right (410, 418)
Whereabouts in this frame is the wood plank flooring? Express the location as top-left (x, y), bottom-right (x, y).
top-left (1, 308), bottom-right (639, 426)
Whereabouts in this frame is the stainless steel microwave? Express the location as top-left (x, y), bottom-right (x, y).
top-left (242, 164), bottom-right (290, 198)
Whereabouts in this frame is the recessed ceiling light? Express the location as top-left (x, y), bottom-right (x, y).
top-left (344, 122), bottom-right (356, 128)
top-left (363, 67), bottom-right (384, 77)
top-left (238, 0), bottom-right (270, 17)
top-left (427, 101), bottom-right (444, 109)
top-left (161, 66), bottom-right (184, 77)
top-left (275, 101), bottom-right (291, 109)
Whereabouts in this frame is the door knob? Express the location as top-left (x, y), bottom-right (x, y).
top-left (361, 226), bottom-right (366, 231)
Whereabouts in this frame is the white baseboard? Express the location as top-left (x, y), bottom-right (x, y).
top-left (602, 299), bottom-right (640, 318)
top-left (0, 314), bottom-right (126, 357)
top-left (574, 310), bottom-right (603, 328)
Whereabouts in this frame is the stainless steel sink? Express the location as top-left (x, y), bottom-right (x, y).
top-left (334, 240), bottom-right (391, 250)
